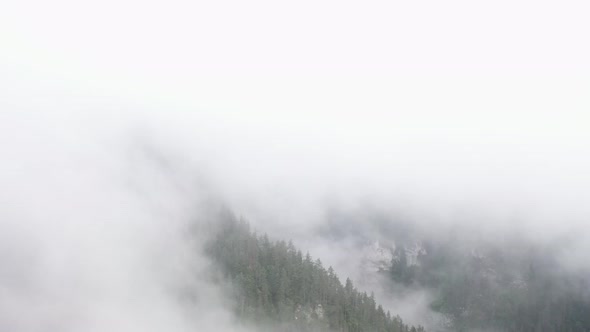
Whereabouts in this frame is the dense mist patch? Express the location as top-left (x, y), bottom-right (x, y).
top-left (2, 0), bottom-right (590, 330)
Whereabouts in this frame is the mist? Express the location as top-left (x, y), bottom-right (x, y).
top-left (2, 0), bottom-right (590, 331)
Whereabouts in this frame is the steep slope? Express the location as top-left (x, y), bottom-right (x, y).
top-left (206, 213), bottom-right (426, 332)
top-left (312, 208), bottom-right (590, 332)
top-left (381, 231), bottom-right (590, 332)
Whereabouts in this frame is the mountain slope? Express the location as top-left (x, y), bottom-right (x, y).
top-left (206, 213), bottom-right (425, 332)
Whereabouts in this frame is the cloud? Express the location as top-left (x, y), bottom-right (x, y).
top-left (1, 0), bottom-right (590, 329)
top-left (0, 110), bottom-right (249, 331)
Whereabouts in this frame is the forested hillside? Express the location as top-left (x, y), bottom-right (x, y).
top-left (206, 214), bottom-right (425, 332)
top-left (388, 236), bottom-right (590, 332)
top-left (318, 212), bottom-right (590, 332)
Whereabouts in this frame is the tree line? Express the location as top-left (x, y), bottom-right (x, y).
top-left (206, 213), bottom-right (425, 332)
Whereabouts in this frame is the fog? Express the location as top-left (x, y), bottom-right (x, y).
top-left (2, 0), bottom-right (590, 330)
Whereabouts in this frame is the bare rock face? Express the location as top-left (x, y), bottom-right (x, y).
top-left (404, 241), bottom-right (428, 267)
top-left (358, 239), bottom-right (428, 277)
top-left (363, 240), bottom-right (394, 272)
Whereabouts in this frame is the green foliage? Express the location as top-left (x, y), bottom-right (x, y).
top-left (207, 214), bottom-right (425, 332)
top-left (391, 240), bottom-right (590, 332)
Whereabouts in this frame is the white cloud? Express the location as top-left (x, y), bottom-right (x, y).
top-left (1, 0), bottom-right (589, 329)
